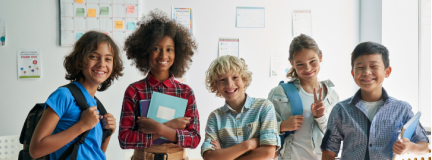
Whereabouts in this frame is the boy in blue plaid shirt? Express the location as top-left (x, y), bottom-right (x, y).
top-left (321, 42), bottom-right (429, 160)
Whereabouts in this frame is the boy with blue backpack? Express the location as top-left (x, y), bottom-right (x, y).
top-left (268, 34), bottom-right (339, 160)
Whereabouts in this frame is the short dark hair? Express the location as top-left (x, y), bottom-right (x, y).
top-left (124, 9), bottom-right (197, 77)
top-left (351, 41), bottom-right (390, 69)
top-left (64, 31), bottom-right (124, 91)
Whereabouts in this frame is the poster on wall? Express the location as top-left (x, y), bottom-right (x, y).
top-left (218, 38), bottom-right (239, 57)
top-left (270, 50), bottom-right (290, 77)
top-left (0, 14), bottom-right (5, 46)
top-left (59, 0), bottom-right (144, 46)
top-left (292, 10), bottom-right (312, 37)
top-left (17, 48), bottom-right (41, 79)
top-left (236, 7), bottom-right (265, 28)
top-left (172, 7), bottom-right (193, 34)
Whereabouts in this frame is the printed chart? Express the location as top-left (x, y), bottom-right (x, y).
top-left (236, 7), bottom-right (265, 28)
top-left (17, 48), bottom-right (41, 79)
top-left (292, 10), bottom-right (312, 37)
top-left (59, 0), bottom-right (144, 46)
top-left (172, 7), bottom-right (193, 34)
top-left (218, 38), bottom-right (239, 57)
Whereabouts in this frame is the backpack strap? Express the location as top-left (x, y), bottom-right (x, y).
top-left (94, 96), bottom-right (112, 144)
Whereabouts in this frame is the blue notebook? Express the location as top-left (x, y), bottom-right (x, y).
top-left (147, 91), bottom-right (188, 124)
top-left (401, 112), bottom-right (421, 139)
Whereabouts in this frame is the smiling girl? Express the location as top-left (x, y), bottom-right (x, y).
top-left (119, 10), bottom-right (199, 160)
top-left (267, 34), bottom-right (339, 160)
top-left (29, 31), bottom-right (124, 159)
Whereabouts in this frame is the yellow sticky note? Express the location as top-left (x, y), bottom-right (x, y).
top-left (75, 0), bottom-right (83, 3)
top-left (88, 9), bottom-right (96, 17)
top-left (115, 21), bottom-right (123, 29)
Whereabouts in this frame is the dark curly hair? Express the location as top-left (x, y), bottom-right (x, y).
top-left (124, 9), bottom-right (197, 77)
top-left (64, 31), bottom-right (124, 91)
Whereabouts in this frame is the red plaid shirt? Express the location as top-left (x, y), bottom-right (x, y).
top-left (118, 74), bottom-right (200, 149)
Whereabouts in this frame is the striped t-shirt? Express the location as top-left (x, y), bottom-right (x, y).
top-left (201, 95), bottom-right (280, 156)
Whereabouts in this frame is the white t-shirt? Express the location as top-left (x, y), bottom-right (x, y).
top-left (290, 84), bottom-right (321, 160)
top-left (361, 100), bottom-right (383, 122)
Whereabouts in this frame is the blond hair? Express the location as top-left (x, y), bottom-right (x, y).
top-left (286, 34), bottom-right (322, 79)
top-left (205, 55), bottom-right (252, 97)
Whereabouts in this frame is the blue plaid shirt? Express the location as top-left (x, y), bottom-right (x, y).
top-left (321, 88), bottom-right (429, 160)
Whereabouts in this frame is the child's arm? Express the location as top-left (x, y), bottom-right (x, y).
top-left (203, 138), bottom-right (259, 160)
top-left (29, 106), bottom-right (99, 158)
top-left (322, 150), bottom-right (336, 160)
top-left (235, 145), bottom-right (277, 160)
top-left (393, 138), bottom-right (429, 155)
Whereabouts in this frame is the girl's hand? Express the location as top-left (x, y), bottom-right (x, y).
top-left (137, 117), bottom-right (162, 134)
top-left (281, 115), bottom-right (304, 131)
top-left (311, 87), bottom-right (325, 118)
top-left (211, 140), bottom-right (221, 150)
top-left (79, 106), bottom-right (100, 131)
top-left (393, 138), bottom-right (413, 155)
top-left (101, 113), bottom-right (116, 133)
top-left (165, 117), bottom-right (191, 130)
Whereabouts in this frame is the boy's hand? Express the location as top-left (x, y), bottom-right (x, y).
top-left (311, 87), bottom-right (325, 118)
top-left (79, 106), bottom-right (100, 131)
top-left (393, 138), bottom-right (413, 155)
top-left (211, 140), bottom-right (221, 150)
top-left (101, 113), bottom-right (116, 133)
top-left (137, 117), bottom-right (162, 134)
top-left (165, 117), bottom-right (191, 130)
top-left (282, 115), bottom-right (304, 131)
top-left (245, 138), bottom-right (260, 151)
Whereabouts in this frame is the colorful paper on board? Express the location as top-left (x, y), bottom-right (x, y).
top-left (75, 0), bottom-right (83, 3)
top-left (76, 8), bottom-right (85, 17)
top-left (100, 7), bottom-right (109, 15)
top-left (126, 6), bottom-right (135, 14)
top-left (114, 21), bottom-right (123, 29)
top-left (88, 9), bottom-right (96, 17)
top-left (127, 22), bottom-right (135, 30)
top-left (76, 33), bottom-right (84, 41)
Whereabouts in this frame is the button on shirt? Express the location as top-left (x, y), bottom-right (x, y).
top-left (201, 95), bottom-right (281, 156)
top-left (321, 88), bottom-right (430, 160)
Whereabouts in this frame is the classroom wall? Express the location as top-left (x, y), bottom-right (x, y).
top-left (0, 0), bottom-right (360, 159)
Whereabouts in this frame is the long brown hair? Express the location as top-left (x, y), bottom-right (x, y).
top-left (286, 34), bottom-right (322, 79)
top-left (64, 31), bottom-right (124, 91)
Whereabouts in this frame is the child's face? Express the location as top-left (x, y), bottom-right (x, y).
top-left (290, 49), bottom-right (322, 82)
top-left (351, 54), bottom-right (392, 92)
top-left (149, 36), bottom-right (175, 74)
top-left (216, 72), bottom-right (245, 103)
top-left (82, 42), bottom-right (113, 86)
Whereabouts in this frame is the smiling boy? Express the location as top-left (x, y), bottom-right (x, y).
top-left (321, 42), bottom-right (429, 160)
top-left (201, 55), bottom-right (280, 160)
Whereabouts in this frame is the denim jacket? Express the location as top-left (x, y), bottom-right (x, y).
top-left (267, 78), bottom-right (339, 160)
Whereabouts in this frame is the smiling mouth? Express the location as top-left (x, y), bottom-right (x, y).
top-left (303, 71), bottom-right (314, 76)
top-left (361, 78), bottom-right (376, 83)
top-left (225, 88), bottom-right (238, 95)
top-left (157, 60), bottom-right (169, 65)
top-left (93, 70), bottom-right (106, 75)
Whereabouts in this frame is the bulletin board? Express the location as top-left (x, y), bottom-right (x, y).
top-left (59, 0), bottom-right (144, 46)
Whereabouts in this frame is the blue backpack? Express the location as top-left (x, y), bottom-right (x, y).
top-left (278, 81), bottom-right (303, 154)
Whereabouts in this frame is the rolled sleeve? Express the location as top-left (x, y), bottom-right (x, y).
top-left (320, 105), bottom-right (343, 155)
top-left (411, 122), bottom-right (430, 143)
top-left (259, 101), bottom-right (281, 150)
top-left (201, 113), bottom-right (219, 157)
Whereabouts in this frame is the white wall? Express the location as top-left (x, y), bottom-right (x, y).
top-left (0, 0), bottom-right (361, 159)
top-left (382, 0), bottom-right (428, 127)
top-left (360, 0), bottom-right (382, 43)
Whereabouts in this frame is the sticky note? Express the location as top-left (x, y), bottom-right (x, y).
top-left (75, 0), bottom-right (83, 3)
top-left (76, 33), bottom-right (84, 41)
top-left (126, 6), bottom-right (135, 14)
top-left (127, 22), bottom-right (135, 30)
top-left (88, 9), bottom-right (96, 17)
top-left (115, 21), bottom-right (123, 29)
top-left (100, 7), bottom-right (109, 15)
top-left (76, 8), bottom-right (85, 17)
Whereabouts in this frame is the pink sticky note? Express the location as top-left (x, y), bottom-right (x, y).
top-left (126, 6), bottom-right (134, 14)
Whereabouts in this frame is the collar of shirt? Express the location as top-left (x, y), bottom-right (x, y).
top-left (222, 94), bottom-right (253, 113)
top-left (350, 87), bottom-right (390, 122)
top-left (146, 73), bottom-right (175, 88)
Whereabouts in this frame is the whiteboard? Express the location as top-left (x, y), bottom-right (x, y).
top-left (59, 0), bottom-right (143, 47)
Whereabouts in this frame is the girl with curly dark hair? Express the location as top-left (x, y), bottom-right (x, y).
top-left (118, 9), bottom-right (200, 160)
top-left (29, 31), bottom-right (123, 159)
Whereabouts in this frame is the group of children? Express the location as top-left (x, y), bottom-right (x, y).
top-left (28, 9), bottom-right (429, 160)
